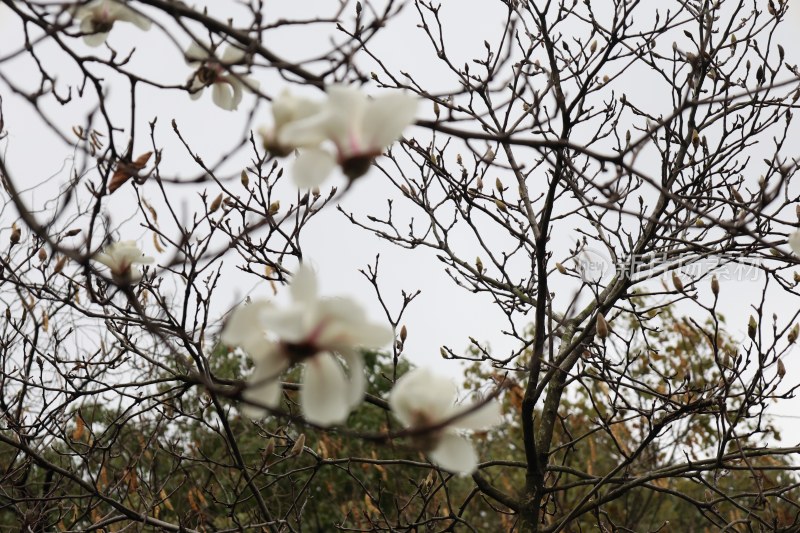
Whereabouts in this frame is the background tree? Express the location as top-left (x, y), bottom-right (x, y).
top-left (1, 0), bottom-right (800, 531)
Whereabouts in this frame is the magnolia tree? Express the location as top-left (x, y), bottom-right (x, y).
top-left (2, 0), bottom-right (800, 531)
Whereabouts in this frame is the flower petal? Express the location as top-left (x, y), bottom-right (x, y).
top-left (448, 400), bottom-right (502, 430)
top-left (185, 41), bottom-right (209, 63)
top-left (109, 4), bottom-right (151, 30)
top-left (389, 367), bottom-right (458, 427)
top-left (261, 303), bottom-right (312, 343)
top-left (212, 82), bottom-right (236, 111)
top-left (790, 230), bottom-right (800, 256)
top-left (242, 359), bottom-right (284, 418)
top-left (362, 92), bottom-right (418, 150)
top-left (301, 352), bottom-right (351, 426)
top-left (292, 148), bottom-right (336, 188)
top-left (339, 348), bottom-right (366, 408)
top-left (221, 45), bottom-right (246, 64)
top-left (83, 31), bottom-right (109, 47)
top-left (290, 264), bottom-right (318, 306)
top-left (428, 432), bottom-right (478, 475)
top-left (221, 299), bottom-right (272, 355)
top-left (278, 110), bottom-right (333, 148)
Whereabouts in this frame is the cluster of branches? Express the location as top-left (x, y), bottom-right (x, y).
top-left (0, 0), bottom-right (800, 531)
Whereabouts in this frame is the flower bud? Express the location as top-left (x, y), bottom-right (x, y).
top-left (240, 170), bottom-right (249, 189)
top-left (54, 255), bottom-right (67, 274)
top-left (672, 272), bottom-right (684, 292)
top-left (290, 434), bottom-right (305, 456)
top-left (596, 312), bottom-right (609, 339)
top-left (556, 262), bottom-right (567, 274)
top-left (748, 315), bottom-right (757, 340)
top-left (38, 248), bottom-right (47, 262)
top-left (495, 177), bottom-right (504, 192)
top-left (494, 199), bottom-right (508, 212)
top-left (9, 224), bottom-right (20, 246)
top-left (269, 201), bottom-right (280, 215)
top-left (312, 187), bottom-right (320, 199)
top-left (789, 323), bottom-right (799, 344)
top-left (400, 325), bottom-right (408, 342)
top-left (475, 256), bottom-right (483, 273)
top-left (209, 193), bottom-right (223, 214)
top-left (711, 275), bottom-right (719, 296)
top-left (777, 359), bottom-right (786, 379)
top-left (264, 437), bottom-right (275, 457)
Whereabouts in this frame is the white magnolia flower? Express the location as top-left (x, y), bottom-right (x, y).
top-left (389, 367), bottom-right (502, 475)
top-left (185, 42), bottom-right (259, 111)
top-left (279, 85), bottom-right (418, 187)
top-left (789, 230), bottom-right (800, 256)
top-left (73, 0), bottom-right (151, 47)
top-left (258, 90), bottom-right (323, 157)
top-left (93, 240), bottom-right (154, 284)
top-left (221, 264), bottom-right (393, 426)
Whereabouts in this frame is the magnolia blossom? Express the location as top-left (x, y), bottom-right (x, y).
top-left (279, 85), bottom-right (418, 187)
top-left (73, 0), bottom-right (151, 47)
top-left (257, 90), bottom-right (323, 157)
top-left (185, 42), bottom-right (259, 111)
top-left (221, 265), bottom-right (393, 426)
top-left (790, 230), bottom-right (800, 256)
top-left (93, 240), bottom-right (154, 284)
top-left (389, 367), bottom-right (502, 475)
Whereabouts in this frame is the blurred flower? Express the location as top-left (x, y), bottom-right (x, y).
top-left (73, 0), bottom-right (151, 47)
top-left (93, 240), bottom-right (153, 284)
top-left (221, 264), bottom-right (393, 426)
top-left (186, 42), bottom-right (259, 111)
top-left (279, 85), bottom-right (418, 187)
top-left (789, 230), bottom-right (800, 256)
top-left (258, 89), bottom-right (323, 157)
top-left (389, 367), bottom-right (502, 475)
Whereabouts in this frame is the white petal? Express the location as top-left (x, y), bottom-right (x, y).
top-left (185, 41), bottom-right (210, 63)
top-left (221, 300), bottom-right (272, 354)
top-left (301, 352), bottom-right (351, 426)
top-left (290, 264), bottom-right (318, 306)
top-left (221, 45), bottom-right (246, 64)
top-left (789, 230), bottom-right (800, 256)
top-left (212, 82), bottom-right (236, 111)
top-left (340, 348), bottom-right (366, 408)
top-left (428, 433), bottom-right (478, 475)
top-left (449, 400), bottom-right (502, 430)
top-left (278, 110), bottom-right (334, 148)
top-left (362, 93), bottom-right (418, 150)
top-left (83, 31), bottom-right (109, 47)
top-left (389, 367), bottom-right (458, 427)
top-left (242, 361), bottom-right (284, 418)
top-left (110, 4), bottom-right (151, 30)
top-left (316, 298), bottom-right (393, 349)
top-left (261, 303), bottom-right (312, 343)
top-left (292, 148), bottom-right (336, 188)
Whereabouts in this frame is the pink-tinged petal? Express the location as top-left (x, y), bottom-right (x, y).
top-left (301, 352), bottom-right (351, 426)
top-left (290, 264), bottom-right (318, 306)
top-left (790, 230), bottom-right (800, 256)
top-left (448, 399), bottom-right (503, 431)
top-left (212, 82), bottom-right (237, 111)
top-left (389, 367), bottom-right (458, 426)
top-left (292, 148), bottom-right (336, 188)
top-left (362, 92), bottom-right (418, 150)
top-left (428, 432), bottom-right (478, 475)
